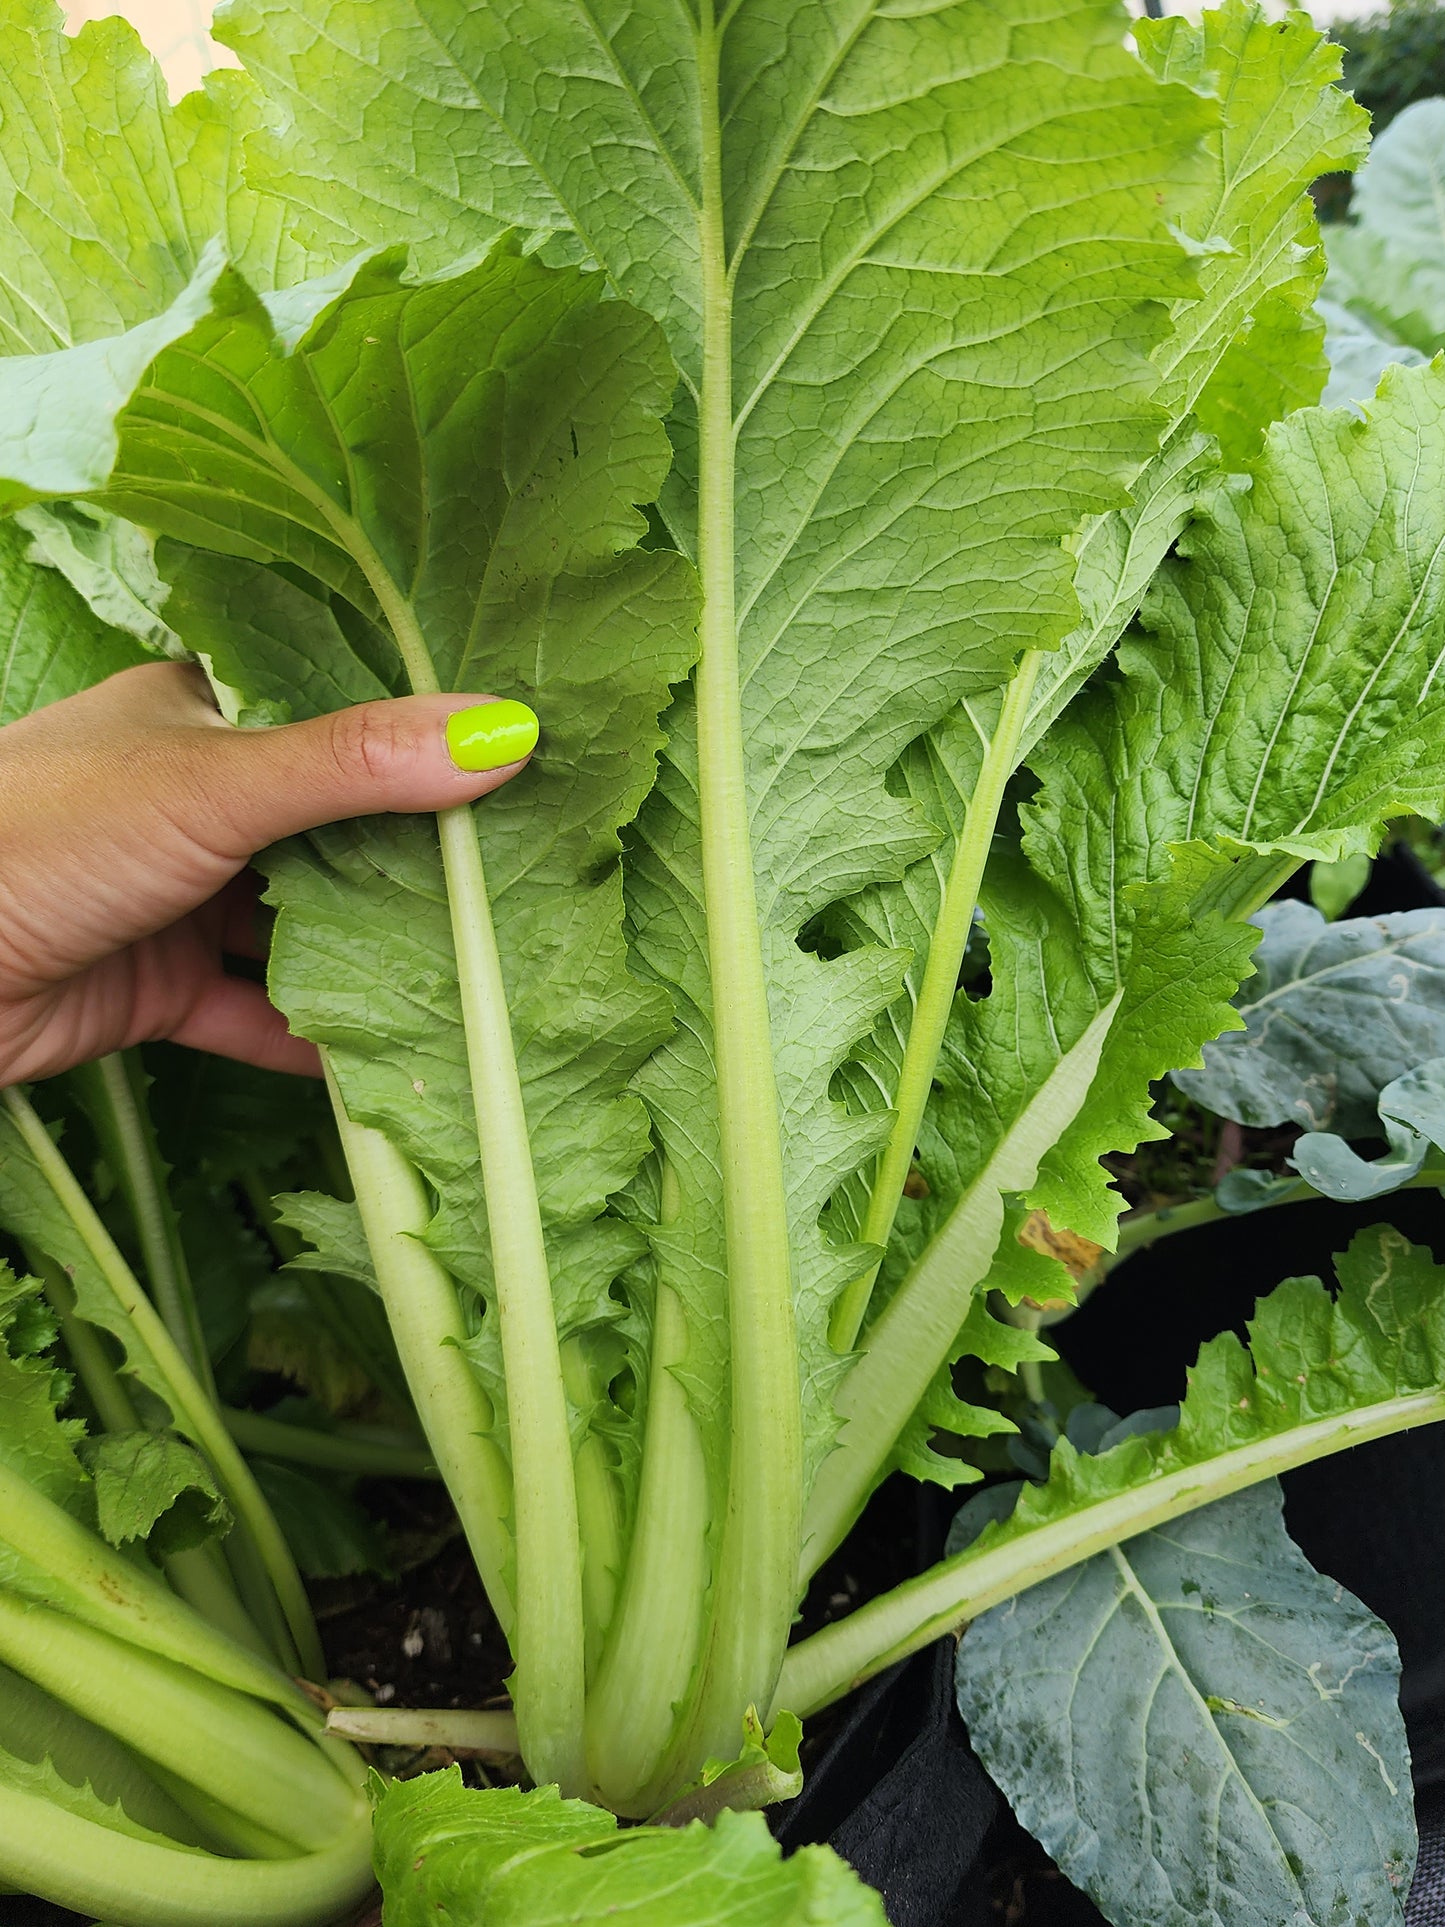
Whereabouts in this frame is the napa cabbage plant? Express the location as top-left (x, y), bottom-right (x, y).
top-left (3, 3), bottom-right (1445, 1924)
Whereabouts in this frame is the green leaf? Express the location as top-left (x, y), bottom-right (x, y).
top-left (0, 0), bottom-right (304, 354)
top-left (955, 1481), bottom-right (1414, 1927)
top-left (1326, 98), bottom-right (1445, 356)
top-left (0, 516), bottom-right (148, 726)
top-left (817, 0), bottom-right (1357, 1501)
top-left (1174, 902), bottom-right (1445, 1134)
top-left (776, 1226), bottom-right (1445, 1723)
top-left (246, 1276), bottom-right (385, 1417)
top-left (80, 1430), bottom-right (231, 1559)
top-left (0, 1265), bottom-right (87, 1514)
top-left (144, 1046), bottom-right (337, 1187)
top-left (1319, 298), bottom-right (1426, 413)
top-left (15, 502), bottom-right (177, 656)
top-left (0, 241), bottom-right (695, 1429)
top-left (247, 1459), bottom-right (390, 1579)
top-left (273, 1193), bottom-right (377, 1295)
top-left (1192, 293), bottom-right (1329, 472)
top-left (372, 1769), bottom-right (888, 1927)
top-left (1136, 2), bottom-right (1367, 445)
top-left (998, 355), bottom-right (1445, 1271)
top-left (0, 1108), bottom-right (181, 1425)
top-left (221, 0), bottom-right (1211, 1466)
top-left (1291, 1060), bottom-right (1445, 1203)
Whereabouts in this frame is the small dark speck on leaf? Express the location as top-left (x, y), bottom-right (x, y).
top-left (569, 424), bottom-right (580, 458)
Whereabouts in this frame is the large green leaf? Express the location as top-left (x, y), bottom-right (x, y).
top-left (0, 516), bottom-right (147, 725)
top-left (0, 242), bottom-right (695, 1433)
top-left (1136, 3), bottom-right (1366, 444)
top-left (0, 0), bottom-right (303, 355)
top-left (1326, 98), bottom-right (1445, 357)
top-left (813, 4), bottom-right (1361, 1521)
top-left (218, 0), bottom-right (1222, 1768)
top-left (1013, 356), bottom-right (1445, 1259)
top-left (955, 1480), bottom-right (1414, 1927)
top-left (1174, 901), bottom-right (1445, 1134)
top-left (372, 1769), bottom-right (888, 1927)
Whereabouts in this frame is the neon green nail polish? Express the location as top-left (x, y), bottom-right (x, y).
top-left (445, 699), bottom-right (539, 773)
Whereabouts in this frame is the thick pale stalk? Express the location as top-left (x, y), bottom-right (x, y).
top-left (323, 1073), bottom-right (513, 1630)
top-left (351, 552), bottom-right (586, 1793)
top-left (585, 1277), bottom-right (709, 1810)
top-left (802, 996), bottom-right (1119, 1578)
top-left (0, 1779), bottom-right (374, 1927)
top-left (327, 1705), bottom-right (519, 1755)
top-left (832, 650), bottom-right (1044, 1351)
top-left (0, 1591), bottom-right (361, 1853)
top-left (0, 1459), bottom-right (314, 1717)
top-left (434, 801), bottom-right (586, 1790)
top-left (0, 1086), bottom-right (322, 1677)
top-left (83, 1052), bottom-right (211, 1388)
top-left (680, 0), bottom-right (802, 1763)
top-left (775, 1386), bottom-right (1445, 1720)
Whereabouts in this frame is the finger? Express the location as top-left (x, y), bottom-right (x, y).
top-left (0, 663), bottom-right (537, 990)
top-left (166, 973), bottom-right (323, 1077)
top-left (185, 683), bottom-right (540, 862)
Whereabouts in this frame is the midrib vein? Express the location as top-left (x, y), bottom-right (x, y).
top-left (677, 0), bottom-right (801, 1753)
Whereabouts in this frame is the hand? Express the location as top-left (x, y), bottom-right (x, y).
top-left (0, 663), bottom-right (536, 1085)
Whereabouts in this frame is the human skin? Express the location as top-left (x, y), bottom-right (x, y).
top-left (0, 662), bottom-right (531, 1085)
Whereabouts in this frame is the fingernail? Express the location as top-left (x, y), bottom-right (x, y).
top-left (445, 699), bottom-right (539, 773)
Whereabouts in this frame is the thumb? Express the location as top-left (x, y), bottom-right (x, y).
top-left (187, 678), bottom-right (540, 860)
top-left (0, 663), bottom-right (540, 989)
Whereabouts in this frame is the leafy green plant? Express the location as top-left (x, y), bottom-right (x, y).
top-left (1321, 95), bottom-right (1445, 403)
top-left (5, 2), bottom-right (1445, 1924)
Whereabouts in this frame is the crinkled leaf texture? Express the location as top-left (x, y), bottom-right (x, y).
top-left (219, 0), bottom-right (1214, 1509)
top-left (372, 1768), bottom-right (888, 1926)
top-left (1175, 902), bottom-right (1445, 1134)
top-left (935, 1225), bottom-right (1445, 1614)
top-left (817, 1), bottom-right (1362, 1486)
top-left (956, 1480), bottom-right (1414, 1927)
top-left (0, 0), bottom-right (303, 354)
top-left (0, 239), bottom-right (698, 1448)
top-left (80, 1431), bottom-right (230, 1560)
top-left (1012, 356), bottom-right (1445, 1269)
top-left (0, 1266), bottom-right (87, 1514)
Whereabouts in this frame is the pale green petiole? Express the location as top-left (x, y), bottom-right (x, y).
top-left (76, 1051), bottom-right (212, 1389)
top-left (0, 1085), bottom-right (323, 1678)
top-left (351, 552), bottom-right (586, 1793)
top-left (802, 995), bottom-right (1120, 1579)
top-left (775, 1385), bottom-right (1445, 1721)
top-left (0, 1777), bottom-right (374, 1927)
top-left (662, 0), bottom-right (803, 1775)
top-left (0, 1590), bottom-right (362, 1853)
top-left (832, 650), bottom-right (1045, 1352)
top-left (322, 1071), bottom-right (513, 1628)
